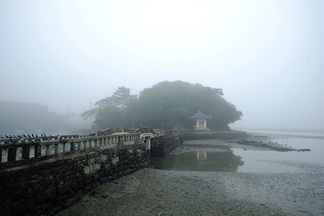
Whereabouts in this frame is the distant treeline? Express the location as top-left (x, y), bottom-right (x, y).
top-left (0, 101), bottom-right (83, 134)
top-left (82, 81), bottom-right (243, 130)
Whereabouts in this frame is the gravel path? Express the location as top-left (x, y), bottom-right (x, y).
top-left (56, 164), bottom-right (324, 216)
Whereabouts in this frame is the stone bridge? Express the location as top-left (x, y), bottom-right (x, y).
top-left (0, 127), bottom-right (181, 216)
top-left (0, 127), bottom-right (250, 215)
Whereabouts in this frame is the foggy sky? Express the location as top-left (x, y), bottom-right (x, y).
top-left (1, 0), bottom-right (323, 131)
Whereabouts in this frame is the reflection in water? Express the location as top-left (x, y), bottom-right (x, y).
top-left (151, 136), bottom-right (324, 173)
top-left (150, 150), bottom-right (244, 171)
top-left (197, 151), bottom-right (207, 160)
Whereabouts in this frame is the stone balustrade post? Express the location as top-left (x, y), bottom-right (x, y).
top-left (45, 144), bottom-right (50, 155)
top-left (70, 142), bottom-right (75, 152)
top-left (54, 143), bottom-right (59, 154)
top-left (34, 144), bottom-right (41, 158)
top-left (8, 146), bottom-right (17, 162)
top-left (22, 146), bottom-right (30, 159)
top-left (62, 142), bottom-right (67, 153)
top-left (94, 139), bottom-right (98, 147)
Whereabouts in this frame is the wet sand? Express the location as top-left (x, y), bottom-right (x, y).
top-left (57, 167), bottom-right (324, 216)
top-left (57, 138), bottom-right (324, 216)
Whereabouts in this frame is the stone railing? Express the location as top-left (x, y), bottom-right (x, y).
top-left (0, 128), bottom-right (157, 215)
top-left (0, 132), bottom-right (141, 165)
top-left (0, 142), bottom-right (149, 216)
top-left (0, 128), bottom-right (183, 165)
top-left (155, 129), bottom-right (179, 137)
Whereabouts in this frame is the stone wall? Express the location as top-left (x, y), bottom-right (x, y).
top-left (150, 135), bottom-right (182, 157)
top-left (0, 144), bottom-right (149, 216)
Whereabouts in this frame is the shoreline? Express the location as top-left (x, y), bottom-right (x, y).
top-left (182, 135), bottom-right (309, 152)
top-left (57, 166), bottom-right (324, 216)
top-left (56, 134), bottom-right (324, 216)
top-left (245, 130), bottom-right (324, 140)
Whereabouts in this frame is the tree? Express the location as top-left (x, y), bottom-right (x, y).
top-left (94, 87), bottom-right (136, 110)
top-left (132, 81), bottom-right (242, 129)
top-left (81, 87), bottom-right (136, 129)
top-left (82, 81), bottom-right (242, 130)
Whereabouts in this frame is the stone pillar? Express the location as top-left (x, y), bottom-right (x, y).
top-left (145, 138), bottom-right (151, 150)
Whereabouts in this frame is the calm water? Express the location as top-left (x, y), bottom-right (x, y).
top-left (150, 150), bottom-right (244, 172)
top-left (234, 137), bottom-right (324, 173)
top-left (151, 131), bottom-right (324, 173)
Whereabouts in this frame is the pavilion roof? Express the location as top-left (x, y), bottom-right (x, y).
top-left (190, 110), bottom-right (213, 119)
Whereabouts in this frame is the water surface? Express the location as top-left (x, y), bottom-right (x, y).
top-left (150, 150), bottom-right (243, 171)
top-left (151, 131), bottom-right (324, 173)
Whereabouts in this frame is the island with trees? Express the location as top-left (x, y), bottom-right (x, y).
top-left (81, 81), bottom-right (243, 131)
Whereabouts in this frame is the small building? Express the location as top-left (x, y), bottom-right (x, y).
top-left (190, 110), bottom-right (213, 130)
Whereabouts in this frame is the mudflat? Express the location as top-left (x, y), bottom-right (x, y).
top-left (57, 137), bottom-right (324, 216)
top-left (57, 166), bottom-right (324, 216)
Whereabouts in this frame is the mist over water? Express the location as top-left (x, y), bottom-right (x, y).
top-left (1, 1), bottom-right (324, 212)
top-left (235, 137), bottom-right (324, 173)
top-left (151, 130), bottom-right (324, 173)
top-left (1, 1), bottom-right (324, 132)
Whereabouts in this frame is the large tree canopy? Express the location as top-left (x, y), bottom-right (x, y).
top-left (81, 87), bottom-right (137, 129)
top-left (82, 81), bottom-right (242, 130)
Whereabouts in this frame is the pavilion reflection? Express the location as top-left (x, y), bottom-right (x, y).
top-left (150, 149), bottom-right (244, 171)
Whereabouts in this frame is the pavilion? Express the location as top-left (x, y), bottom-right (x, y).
top-left (190, 110), bottom-right (213, 130)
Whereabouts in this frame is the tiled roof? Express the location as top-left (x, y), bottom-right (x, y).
top-left (190, 110), bottom-right (212, 119)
